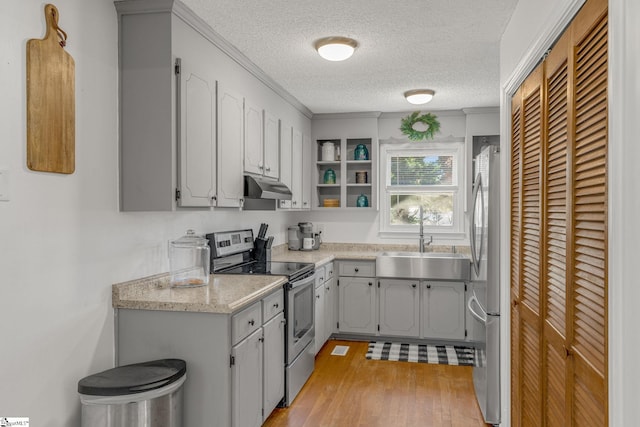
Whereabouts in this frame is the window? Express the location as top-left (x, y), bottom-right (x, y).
top-left (379, 141), bottom-right (465, 237)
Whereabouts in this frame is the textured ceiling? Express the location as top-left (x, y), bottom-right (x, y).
top-left (182, 0), bottom-right (518, 114)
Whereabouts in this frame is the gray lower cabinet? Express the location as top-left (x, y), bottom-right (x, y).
top-left (421, 281), bottom-right (466, 340)
top-left (314, 262), bottom-right (336, 354)
top-left (338, 276), bottom-right (377, 335)
top-left (378, 279), bottom-right (420, 337)
top-left (117, 288), bottom-right (285, 427)
top-left (232, 327), bottom-right (263, 427)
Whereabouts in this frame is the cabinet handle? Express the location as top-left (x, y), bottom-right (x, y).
top-left (354, 268), bottom-right (359, 273)
top-left (259, 337), bottom-right (264, 343)
top-left (293, 201), bottom-right (297, 206)
top-left (273, 303), bottom-right (279, 309)
top-left (248, 319), bottom-right (255, 326)
top-left (326, 286), bottom-right (330, 291)
top-left (266, 166), bottom-right (271, 172)
top-left (411, 284), bottom-right (417, 288)
top-left (211, 195), bottom-right (217, 201)
top-left (426, 284), bottom-right (431, 289)
top-left (316, 294), bottom-right (320, 299)
top-left (368, 282), bottom-right (373, 287)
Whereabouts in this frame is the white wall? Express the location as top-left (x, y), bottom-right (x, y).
top-left (500, 0), bottom-right (638, 425)
top-left (305, 110), bottom-right (497, 245)
top-left (0, 1), bottom-right (300, 424)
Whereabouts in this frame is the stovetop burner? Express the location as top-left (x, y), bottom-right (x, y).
top-left (219, 260), bottom-right (314, 281)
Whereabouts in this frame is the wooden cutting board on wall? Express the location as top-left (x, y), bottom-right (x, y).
top-left (27, 3), bottom-right (75, 174)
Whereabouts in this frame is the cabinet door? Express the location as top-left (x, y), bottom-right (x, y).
top-left (217, 85), bottom-right (244, 207)
top-left (314, 283), bottom-right (325, 354)
top-left (263, 112), bottom-right (280, 179)
top-left (262, 312), bottom-right (285, 420)
top-left (291, 128), bottom-right (303, 209)
top-left (324, 276), bottom-right (336, 339)
top-left (301, 133), bottom-right (311, 209)
top-left (338, 277), bottom-right (376, 334)
top-left (177, 59), bottom-right (216, 207)
top-left (232, 328), bottom-right (263, 427)
top-left (279, 121), bottom-right (292, 209)
top-left (244, 100), bottom-right (263, 176)
top-left (379, 279), bottom-right (420, 337)
top-left (422, 282), bottom-right (466, 340)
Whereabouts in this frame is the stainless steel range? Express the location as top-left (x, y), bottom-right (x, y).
top-left (207, 228), bottom-right (316, 406)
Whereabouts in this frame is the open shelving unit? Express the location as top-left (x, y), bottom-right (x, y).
top-left (313, 137), bottom-right (376, 210)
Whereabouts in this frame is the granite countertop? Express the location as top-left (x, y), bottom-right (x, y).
top-left (113, 243), bottom-right (470, 314)
top-left (112, 272), bottom-right (287, 314)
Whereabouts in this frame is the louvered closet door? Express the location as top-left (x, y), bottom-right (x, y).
top-left (543, 30), bottom-right (571, 427)
top-left (510, 86), bottom-right (523, 427)
top-left (519, 63), bottom-right (544, 427)
top-left (569, 0), bottom-right (608, 423)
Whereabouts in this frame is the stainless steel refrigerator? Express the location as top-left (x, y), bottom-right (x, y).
top-left (468, 145), bottom-right (500, 425)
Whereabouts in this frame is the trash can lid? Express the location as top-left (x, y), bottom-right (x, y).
top-left (78, 359), bottom-right (186, 396)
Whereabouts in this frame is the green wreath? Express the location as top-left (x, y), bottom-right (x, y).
top-left (400, 112), bottom-right (441, 141)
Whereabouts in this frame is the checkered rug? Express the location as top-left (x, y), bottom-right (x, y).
top-left (366, 341), bottom-right (478, 366)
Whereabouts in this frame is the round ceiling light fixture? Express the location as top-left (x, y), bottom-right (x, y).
top-left (404, 89), bottom-right (435, 105)
top-left (315, 36), bottom-right (358, 61)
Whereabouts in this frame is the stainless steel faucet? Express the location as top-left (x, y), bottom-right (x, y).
top-left (418, 206), bottom-right (433, 253)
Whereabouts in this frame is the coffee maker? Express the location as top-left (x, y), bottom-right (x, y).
top-left (288, 222), bottom-right (321, 251)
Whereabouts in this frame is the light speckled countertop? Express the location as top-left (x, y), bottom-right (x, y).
top-left (113, 243), bottom-right (470, 314)
top-left (112, 272), bottom-right (287, 314)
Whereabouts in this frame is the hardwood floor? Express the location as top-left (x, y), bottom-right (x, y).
top-left (264, 340), bottom-right (490, 427)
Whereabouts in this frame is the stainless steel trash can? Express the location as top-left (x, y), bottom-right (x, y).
top-left (78, 359), bottom-right (186, 427)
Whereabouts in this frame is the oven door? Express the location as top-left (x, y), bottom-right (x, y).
top-left (286, 273), bottom-right (315, 363)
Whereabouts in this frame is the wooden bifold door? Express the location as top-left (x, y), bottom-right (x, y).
top-left (510, 0), bottom-right (608, 425)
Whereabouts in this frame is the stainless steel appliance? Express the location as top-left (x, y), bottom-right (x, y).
top-left (468, 145), bottom-right (500, 425)
top-left (206, 228), bottom-right (316, 407)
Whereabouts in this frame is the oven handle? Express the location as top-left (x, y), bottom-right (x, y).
top-left (288, 272), bottom-right (316, 289)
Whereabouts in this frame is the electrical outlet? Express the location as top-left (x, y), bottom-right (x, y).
top-left (316, 223), bottom-right (325, 236)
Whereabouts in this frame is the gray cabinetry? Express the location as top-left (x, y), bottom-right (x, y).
top-left (117, 287), bottom-right (285, 427)
top-left (313, 262), bottom-right (336, 354)
top-left (421, 281), bottom-right (466, 340)
top-left (378, 279), bottom-right (420, 337)
top-left (217, 84), bottom-right (244, 208)
top-left (337, 261), bottom-right (376, 335)
top-left (116, 4), bottom-right (221, 211)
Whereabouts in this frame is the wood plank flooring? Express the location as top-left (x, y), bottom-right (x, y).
top-left (264, 340), bottom-right (490, 427)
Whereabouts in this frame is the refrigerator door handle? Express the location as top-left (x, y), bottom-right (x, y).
top-left (470, 174), bottom-right (483, 276)
top-left (468, 292), bottom-right (487, 323)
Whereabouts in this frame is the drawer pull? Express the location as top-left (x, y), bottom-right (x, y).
top-left (354, 268), bottom-right (359, 272)
top-left (411, 283), bottom-right (417, 288)
top-left (273, 303), bottom-right (279, 309)
top-left (248, 319), bottom-right (255, 326)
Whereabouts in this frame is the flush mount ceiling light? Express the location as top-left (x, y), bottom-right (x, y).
top-left (315, 37), bottom-right (358, 61)
top-left (404, 89), bottom-right (435, 105)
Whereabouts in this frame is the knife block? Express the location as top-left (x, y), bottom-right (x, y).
top-left (253, 238), bottom-right (271, 263)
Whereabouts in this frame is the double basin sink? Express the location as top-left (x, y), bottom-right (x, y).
top-left (375, 251), bottom-right (470, 281)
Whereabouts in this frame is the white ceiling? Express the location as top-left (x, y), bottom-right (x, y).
top-left (182, 0), bottom-right (519, 114)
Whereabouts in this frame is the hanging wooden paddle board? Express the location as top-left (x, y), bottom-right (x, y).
top-left (27, 3), bottom-right (75, 174)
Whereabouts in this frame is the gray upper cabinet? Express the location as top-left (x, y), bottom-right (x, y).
top-left (217, 85), bottom-right (244, 208)
top-left (116, 4), bottom-right (222, 211)
top-left (263, 111), bottom-right (280, 180)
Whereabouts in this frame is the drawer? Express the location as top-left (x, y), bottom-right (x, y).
top-left (315, 265), bottom-right (326, 288)
top-left (232, 301), bottom-right (262, 345)
top-left (338, 260), bottom-right (375, 277)
top-left (324, 262), bottom-right (335, 280)
top-left (262, 288), bottom-right (284, 323)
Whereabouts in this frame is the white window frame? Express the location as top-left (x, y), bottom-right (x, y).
top-left (379, 140), bottom-right (466, 239)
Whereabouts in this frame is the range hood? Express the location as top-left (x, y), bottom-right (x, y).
top-left (244, 175), bottom-right (292, 200)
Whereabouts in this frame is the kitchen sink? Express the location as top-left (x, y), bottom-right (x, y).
top-left (376, 251), bottom-right (471, 281)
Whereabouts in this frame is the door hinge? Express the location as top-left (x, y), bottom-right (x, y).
top-left (465, 284), bottom-right (467, 292)
top-left (175, 188), bottom-right (181, 201)
top-left (230, 355), bottom-right (235, 366)
top-left (337, 280), bottom-right (339, 287)
top-left (337, 322), bottom-right (339, 329)
top-left (377, 324), bottom-right (380, 332)
top-left (175, 58), bottom-right (181, 75)
top-left (377, 281), bottom-right (380, 288)
top-left (465, 329), bottom-right (468, 338)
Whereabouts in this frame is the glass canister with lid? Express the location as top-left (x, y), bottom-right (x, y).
top-left (169, 229), bottom-right (210, 287)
